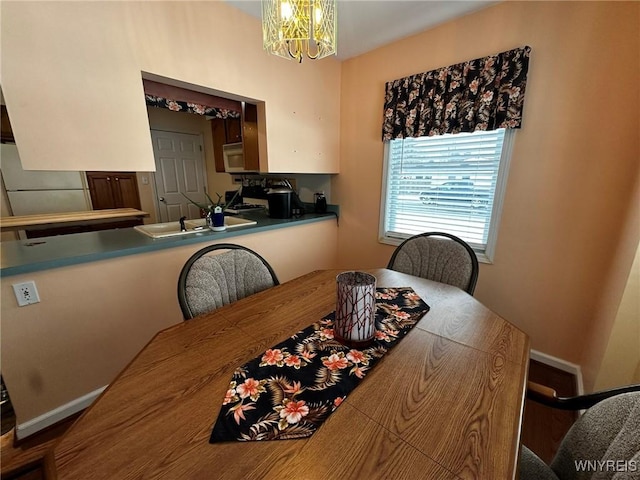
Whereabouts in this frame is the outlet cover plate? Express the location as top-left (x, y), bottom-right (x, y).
top-left (12, 281), bottom-right (40, 306)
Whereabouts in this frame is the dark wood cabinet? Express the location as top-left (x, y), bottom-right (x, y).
top-left (242, 103), bottom-right (260, 172)
top-left (212, 117), bottom-right (243, 173)
top-left (211, 105), bottom-right (260, 173)
top-left (225, 117), bottom-right (242, 143)
top-left (86, 172), bottom-right (141, 210)
top-left (212, 119), bottom-right (228, 173)
top-left (1, 105), bottom-right (15, 143)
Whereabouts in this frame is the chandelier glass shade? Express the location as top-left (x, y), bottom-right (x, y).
top-left (261, 0), bottom-right (337, 63)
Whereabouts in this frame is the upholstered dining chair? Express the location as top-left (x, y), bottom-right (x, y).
top-left (177, 243), bottom-right (279, 320)
top-left (387, 232), bottom-right (479, 295)
top-left (520, 382), bottom-right (640, 480)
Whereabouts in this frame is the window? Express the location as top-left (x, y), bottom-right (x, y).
top-left (380, 128), bottom-right (514, 263)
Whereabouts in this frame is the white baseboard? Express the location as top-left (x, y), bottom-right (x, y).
top-left (15, 385), bottom-right (107, 440)
top-left (530, 349), bottom-right (584, 395)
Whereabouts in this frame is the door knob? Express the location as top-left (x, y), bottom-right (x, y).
top-left (159, 197), bottom-right (166, 203)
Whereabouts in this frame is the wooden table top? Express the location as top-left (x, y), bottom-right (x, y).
top-left (0, 208), bottom-right (148, 230)
top-left (49, 269), bottom-right (529, 480)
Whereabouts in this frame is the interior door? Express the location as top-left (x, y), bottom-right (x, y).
top-left (150, 130), bottom-right (207, 222)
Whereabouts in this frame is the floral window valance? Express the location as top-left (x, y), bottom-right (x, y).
top-left (145, 95), bottom-right (241, 119)
top-left (143, 79), bottom-right (241, 119)
top-left (382, 46), bottom-right (531, 140)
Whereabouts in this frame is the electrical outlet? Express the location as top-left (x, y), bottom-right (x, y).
top-left (12, 281), bottom-right (40, 307)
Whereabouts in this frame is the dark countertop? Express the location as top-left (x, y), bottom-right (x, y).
top-left (0, 209), bottom-right (338, 277)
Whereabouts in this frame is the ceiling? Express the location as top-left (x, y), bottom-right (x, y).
top-left (225, 0), bottom-right (497, 60)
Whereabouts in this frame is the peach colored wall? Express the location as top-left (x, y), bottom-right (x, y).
top-left (1, 220), bottom-right (338, 425)
top-left (594, 241), bottom-right (640, 390)
top-left (1, 1), bottom-right (340, 173)
top-left (587, 162), bottom-right (640, 389)
top-left (335, 1), bottom-right (640, 389)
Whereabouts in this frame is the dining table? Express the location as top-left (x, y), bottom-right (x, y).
top-left (47, 269), bottom-right (530, 479)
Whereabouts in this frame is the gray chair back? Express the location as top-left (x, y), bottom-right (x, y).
top-left (387, 232), bottom-right (479, 295)
top-left (177, 243), bottom-right (279, 319)
top-left (553, 391), bottom-right (640, 479)
top-left (520, 391), bottom-right (640, 480)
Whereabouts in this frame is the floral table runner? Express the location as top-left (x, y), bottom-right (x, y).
top-left (209, 287), bottom-right (430, 443)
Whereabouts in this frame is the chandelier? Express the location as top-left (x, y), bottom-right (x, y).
top-left (261, 0), bottom-right (337, 63)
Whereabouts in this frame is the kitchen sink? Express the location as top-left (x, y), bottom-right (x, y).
top-left (134, 217), bottom-right (257, 238)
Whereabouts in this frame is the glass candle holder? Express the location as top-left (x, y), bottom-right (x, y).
top-left (334, 271), bottom-right (377, 348)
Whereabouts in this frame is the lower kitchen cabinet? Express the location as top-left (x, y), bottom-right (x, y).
top-left (86, 172), bottom-right (141, 210)
top-left (1, 105), bottom-right (15, 143)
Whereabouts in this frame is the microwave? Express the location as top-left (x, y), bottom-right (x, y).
top-left (223, 142), bottom-right (248, 173)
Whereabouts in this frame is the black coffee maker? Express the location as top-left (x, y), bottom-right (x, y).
top-left (267, 187), bottom-right (293, 218)
top-left (267, 180), bottom-right (306, 218)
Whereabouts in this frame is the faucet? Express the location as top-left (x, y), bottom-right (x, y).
top-left (179, 216), bottom-right (187, 232)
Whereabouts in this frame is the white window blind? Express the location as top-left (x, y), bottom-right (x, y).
top-left (380, 128), bottom-right (513, 262)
